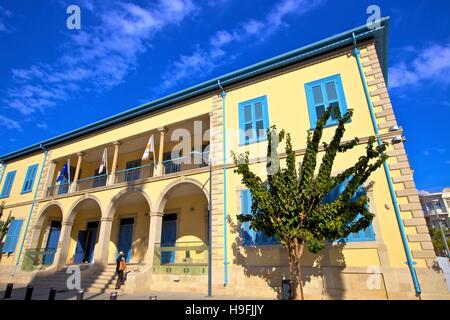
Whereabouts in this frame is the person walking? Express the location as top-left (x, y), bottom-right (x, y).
top-left (115, 251), bottom-right (127, 289)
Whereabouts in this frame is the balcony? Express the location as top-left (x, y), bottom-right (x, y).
top-left (46, 151), bottom-right (209, 198)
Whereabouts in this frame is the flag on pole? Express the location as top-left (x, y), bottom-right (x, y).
top-left (56, 160), bottom-right (69, 183)
top-left (142, 134), bottom-right (156, 161)
top-left (98, 148), bottom-right (108, 174)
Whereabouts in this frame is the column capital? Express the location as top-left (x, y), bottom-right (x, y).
top-left (158, 126), bottom-right (168, 133)
top-left (62, 221), bottom-right (73, 227)
top-left (149, 211), bottom-right (164, 218)
top-left (76, 151), bottom-right (85, 157)
top-left (113, 141), bottom-right (121, 147)
top-left (101, 217), bottom-right (114, 222)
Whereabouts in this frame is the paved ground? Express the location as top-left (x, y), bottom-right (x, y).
top-left (0, 283), bottom-right (271, 300)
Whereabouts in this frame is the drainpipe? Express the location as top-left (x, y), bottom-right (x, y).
top-left (218, 79), bottom-right (229, 286)
top-left (12, 144), bottom-right (48, 276)
top-left (352, 33), bottom-right (421, 296)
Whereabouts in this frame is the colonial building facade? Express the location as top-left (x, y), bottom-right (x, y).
top-left (0, 18), bottom-right (448, 299)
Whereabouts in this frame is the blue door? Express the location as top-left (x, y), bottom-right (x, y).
top-left (86, 221), bottom-right (99, 263)
top-left (43, 221), bottom-right (62, 265)
top-left (126, 160), bottom-right (141, 182)
top-left (73, 230), bottom-right (87, 264)
top-left (160, 214), bottom-right (177, 264)
top-left (117, 218), bottom-right (134, 263)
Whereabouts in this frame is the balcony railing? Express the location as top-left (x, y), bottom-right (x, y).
top-left (45, 152), bottom-right (210, 198)
top-left (76, 174), bottom-right (108, 191)
top-left (22, 248), bottom-right (56, 271)
top-left (114, 163), bottom-right (156, 184)
top-left (152, 241), bottom-right (208, 275)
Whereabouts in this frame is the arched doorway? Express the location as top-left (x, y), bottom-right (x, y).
top-left (66, 197), bottom-right (102, 265)
top-left (154, 180), bottom-right (209, 272)
top-left (107, 190), bottom-right (151, 264)
top-left (27, 203), bottom-right (63, 268)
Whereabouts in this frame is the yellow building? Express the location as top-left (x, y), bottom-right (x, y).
top-left (0, 17), bottom-right (448, 299)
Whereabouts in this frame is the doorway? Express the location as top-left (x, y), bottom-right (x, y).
top-left (117, 218), bottom-right (134, 263)
top-left (160, 213), bottom-right (177, 264)
top-left (73, 221), bottom-right (99, 264)
top-left (42, 220), bottom-right (62, 265)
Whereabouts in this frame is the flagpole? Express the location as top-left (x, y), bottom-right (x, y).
top-left (68, 158), bottom-right (71, 184)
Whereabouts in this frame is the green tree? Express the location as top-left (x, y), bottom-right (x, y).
top-left (0, 201), bottom-right (13, 247)
top-left (429, 226), bottom-right (450, 256)
top-left (233, 106), bottom-right (388, 300)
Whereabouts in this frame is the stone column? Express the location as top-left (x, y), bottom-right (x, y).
top-left (93, 217), bottom-right (114, 266)
top-left (144, 212), bottom-right (164, 266)
top-left (108, 141), bottom-right (121, 185)
top-left (71, 152), bottom-right (84, 192)
top-left (156, 127), bottom-right (168, 176)
top-left (54, 221), bottom-right (73, 270)
top-left (28, 225), bottom-right (43, 250)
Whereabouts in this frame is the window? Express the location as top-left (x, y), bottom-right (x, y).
top-left (240, 189), bottom-right (278, 246)
top-left (323, 177), bottom-right (375, 242)
top-left (0, 171), bottom-right (16, 199)
top-left (2, 219), bottom-right (23, 253)
top-left (21, 164), bottom-right (39, 194)
top-left (238, 96), bottom-right (270, 145)
top-left (305, 74), bottom-right (348, 128)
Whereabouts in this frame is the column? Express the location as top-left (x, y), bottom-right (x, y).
top-left (54, 221), bottom-right (73, 270)
top-left (144, 212), bottom-right (164, 266)
top-left (70, 152), bottom-right (84, 192)
top-left (108, 141), bottom-right (121, 185)
top-left (28, 225), bottom-right (43, 250)
top-left (156, 127), bottom-right (168, 176)
top-left (93, 217), bottom-right (114, 265)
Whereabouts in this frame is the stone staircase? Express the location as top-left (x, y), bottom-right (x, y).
top-left (29, 264), bottom-right (124, 295)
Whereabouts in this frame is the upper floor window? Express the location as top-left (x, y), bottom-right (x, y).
top-left (2, 219), bottom-right (23, 253)
top-left (0, 171), bottom-right (16, 199)
top-left (240, 189), bottom-right (278, 246)
top-left (238, 95), bottom-right (270, 145)
top-left (305, 74), bottom-right (348, 129)
top-left (21, 164), bottom-right (39, 194)
top-left (323, 177), bottom-right (375, 242)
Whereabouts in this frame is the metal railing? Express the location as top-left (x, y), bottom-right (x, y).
top-left (153, 241), bottom-right (208, 275)
top-left (114, 163), bottom-right (155, 184)
top-left (161, 152), bottom-right (209, 175)
top-left (22, 248), bottom-right (56, 271)
top-left (46, 182), bottom-right (71, 197)
top-left (76, 174), bottom-right (108, 191)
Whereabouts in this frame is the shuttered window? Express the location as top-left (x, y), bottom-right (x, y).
top-left (0, 171), bottom-right (16, 198)
top-left (21, 164), bottom-right (39, 194)
top-left (2, 219), bottom-right (23, 253)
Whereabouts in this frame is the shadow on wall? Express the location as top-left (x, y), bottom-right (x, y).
top-left (227, 215), bottom-right (346, 299)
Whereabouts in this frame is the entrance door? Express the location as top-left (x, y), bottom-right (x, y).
top-left (42, 220), bottom-right (62, 265)
top-left (160, 214), bottom-right (177, 264)
top-left (73, 221), bottom-right (99, 264)
top-left (117, 218), bottom-right (134, 263)
top-left (126, 160), bottom-right (142, 182)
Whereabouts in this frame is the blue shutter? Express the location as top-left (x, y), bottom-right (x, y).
top-left (238, 96), bottom-right (270, 145)
top-left (2, 219), bottom-right (23, 253)
top-left (0, 171), bottom-right (16, 198)
top-left (324, 178), bottom-right (375, 242)
top-left (305, 74), bottom-right (348, 129)
top-left (241, 189), bottom-right (255, 245)
top-left (21, 164), bottom-right (39, 194)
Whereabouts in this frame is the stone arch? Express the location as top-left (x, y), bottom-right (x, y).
top-left (35, 201), bottom-right (64, 227)
top-left (66, 194), bottom-right (103, 224)
top-left (155, 177), bottom-right (209, 213)
top-left (105, 186), bottom-right (153, 220)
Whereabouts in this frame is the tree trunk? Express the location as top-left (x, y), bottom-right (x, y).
top-left (287, 242), bottom-right (296, 299)
top-left (293, 238), bottom-right (305, 300)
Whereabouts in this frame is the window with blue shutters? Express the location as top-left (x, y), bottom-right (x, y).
top-left (241, 189), bottom-right (278, 246)
top-left (2, 219), bottom-right (23, 253)
top-left (0, 171), bottom-right (16, 199)
top-left (21, 164), bottom-right (39, 194)
top-left (323, 177), bottom-right (375, 242)
top-left (238, 96), bottom-right (270, 145)
top-left (305, 74), bottom-right (348, 129)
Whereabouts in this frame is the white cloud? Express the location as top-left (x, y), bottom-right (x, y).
top-left (4, 0), bottom-right (198, 116)
top-left (0, 5), bottom-right (13, 33)
top-left (389, 42), bottom-right (450, 89)
top-left (160, 0), bottom-right (323, 89)
top-left (0, 115), bottom-right (21, 130)
top-left (37, 123), bottom-right (48, 130)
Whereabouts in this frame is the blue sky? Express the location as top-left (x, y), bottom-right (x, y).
top-left (0, 0), bottom-right (449, 191)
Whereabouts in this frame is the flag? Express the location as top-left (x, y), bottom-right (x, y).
top-left (98, 148), bottom-right (108, 174)
top-left (56, 160), bottom-right (69, 183)
top-left (142, 134), bottom-right (156, 161)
